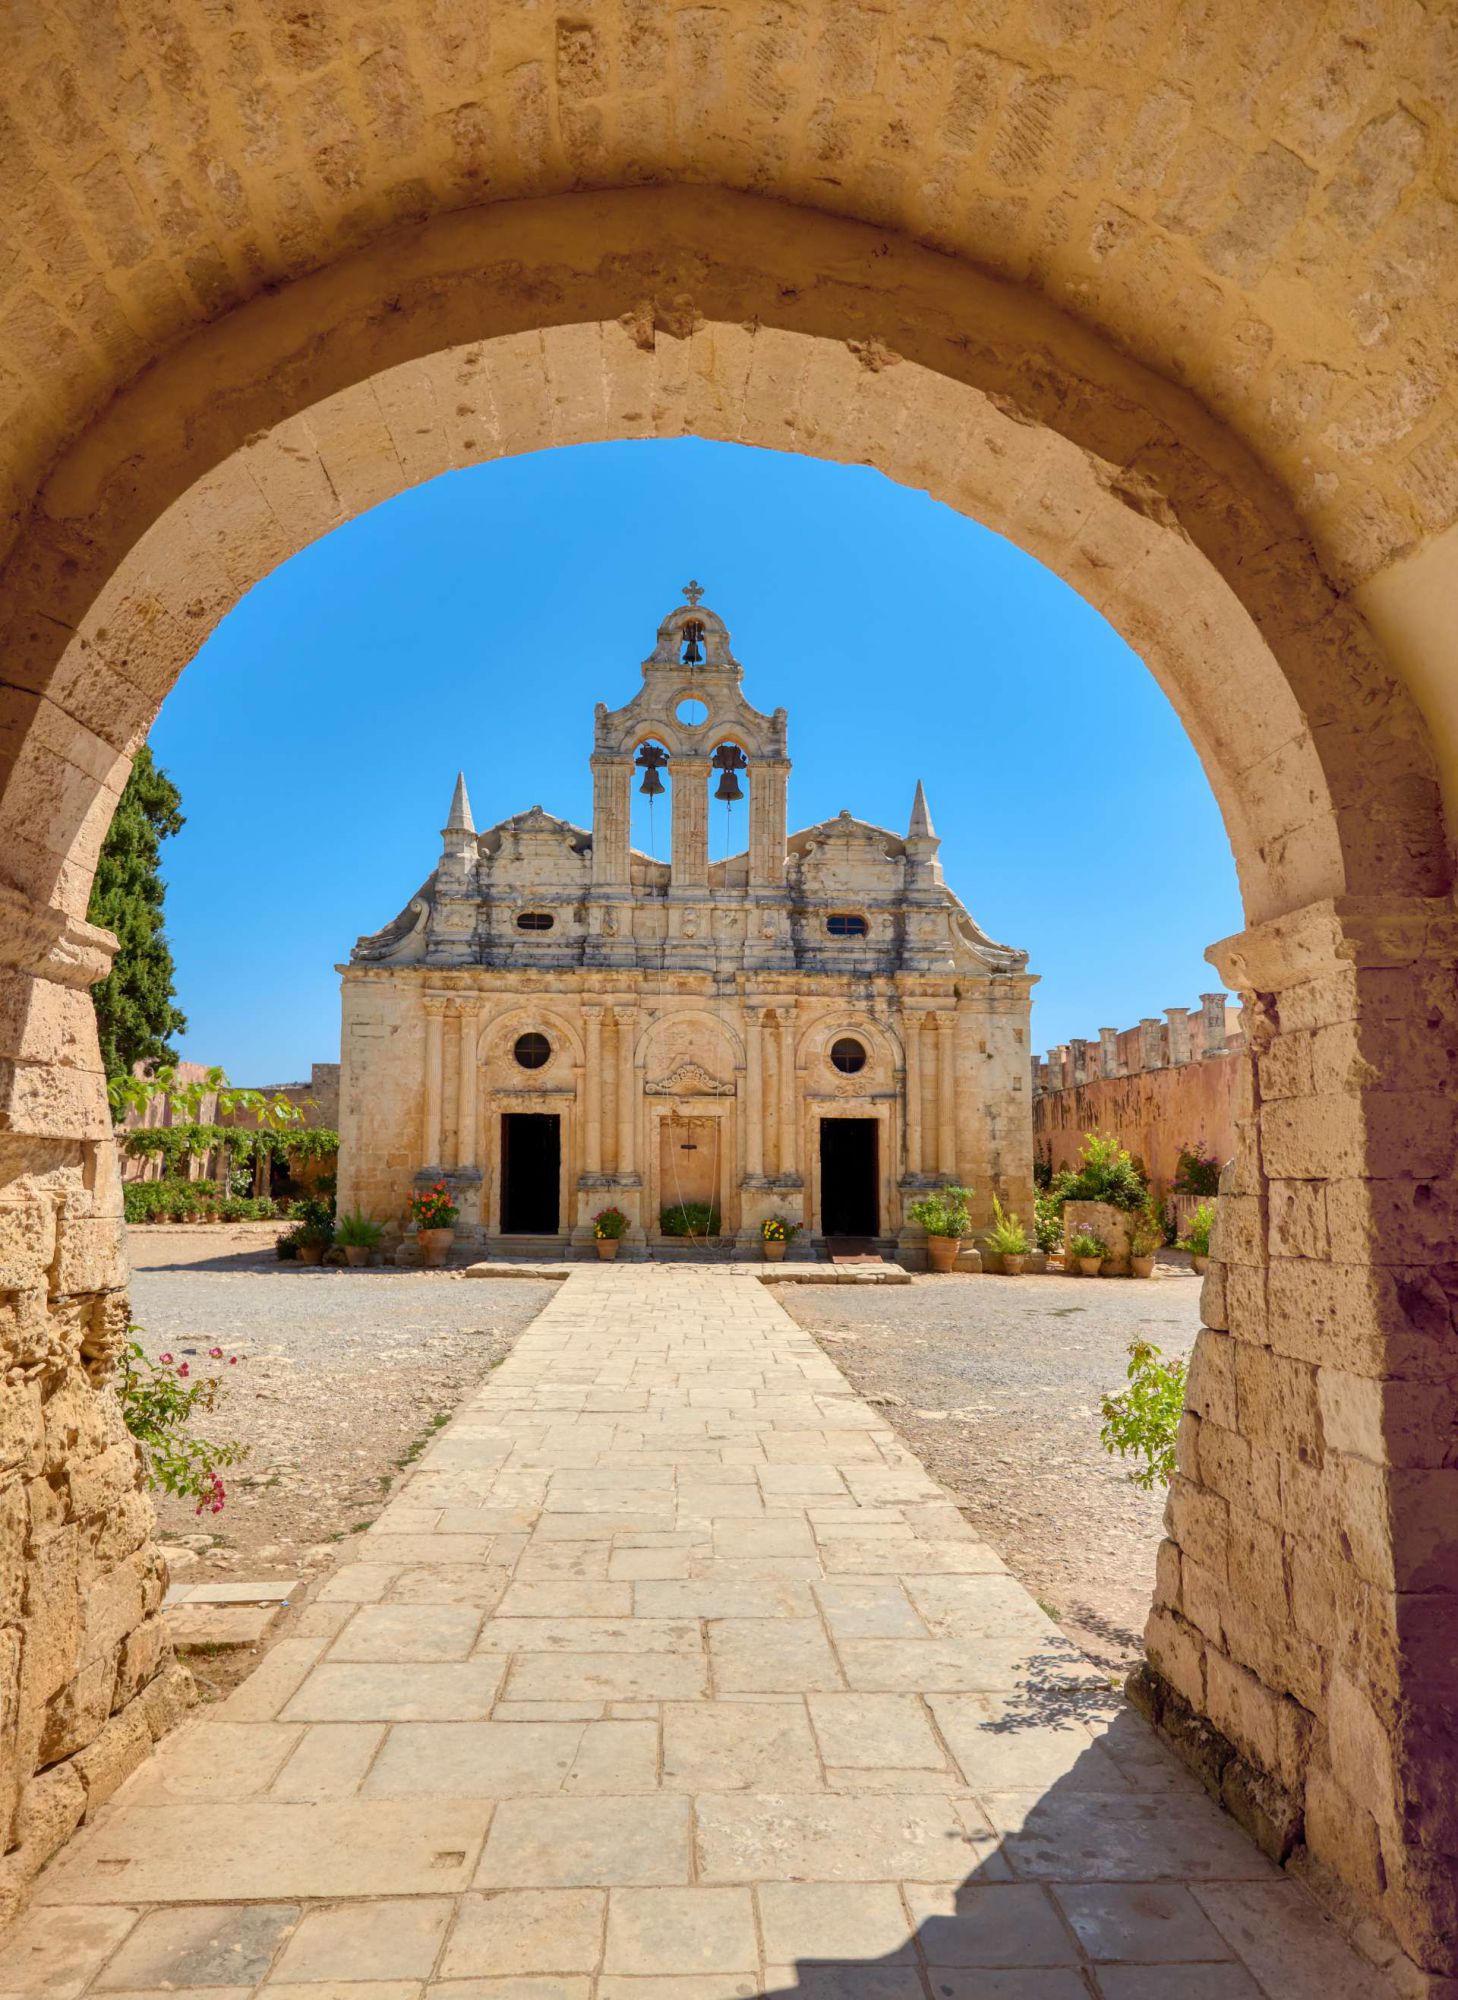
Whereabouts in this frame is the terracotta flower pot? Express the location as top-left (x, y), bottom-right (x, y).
top-left (297, 1242), bottom-right (324, 1266)
top-left (926, 1235), bottom-right (960, 1274)
top-left (1130, 1254), bottom-right (1156, 1279)
top-left (1076, 1255), bottom-right (1102, 1277)
top-left (343, 1244), bottom-right (371, 1268)
top-left (595, 1238), bottom-right (619, 1259)
top-left (1001, 1253), bottom-right (1026, 1277)
top-left (418, 1225), bottom-right (455, 1267)
top-left (762, 1240), bottom-right (786, 1261)
top-left (1191, 1253), bottom-right (1210, 1275)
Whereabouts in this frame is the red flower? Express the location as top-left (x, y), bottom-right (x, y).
top-left (209, 1346), bottom-right (223, 1359)
top-left (177, 1362), bottom-right (190, 1378)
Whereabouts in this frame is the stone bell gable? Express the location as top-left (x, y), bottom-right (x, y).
top-left (336, 586), bottom-right (1036, 1260)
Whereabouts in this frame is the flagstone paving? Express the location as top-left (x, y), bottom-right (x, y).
top-left (10, 1268), bottom-right (1394, 2000)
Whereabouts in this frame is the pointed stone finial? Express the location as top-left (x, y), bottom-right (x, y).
top-left (445, 772), bottom-right (475, 834)
top-left (909, 780), bottom-right (936, 841)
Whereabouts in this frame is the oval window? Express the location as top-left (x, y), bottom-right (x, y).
top-left (830, 1037), bottom-right (867, 1075)
top-left (516, 911), bottom-right (554, 931)
top-left (675, 696), bottom-right (709, 726)
top-left (826, 913), bottom-right (869, 938)
top-left (514, 1032), bottom-right (551, 1070)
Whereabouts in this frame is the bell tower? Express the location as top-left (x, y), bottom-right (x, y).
top-left (587, 584), bottom-right (792, 967)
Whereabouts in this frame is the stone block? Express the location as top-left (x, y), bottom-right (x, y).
top-left (1185, 1330), bottom-right (1237, 1429)
top-left (39, 1653), bottom-right (117, 1764)
top-left (73, 1702), bottom-right (151, 1810)
top-left (1207, 1647), bottom-right (1283, 1775)
top-left (1179, 1555), bottom-right (1229, 1653)
top-left (1267, 1178), bottom-right (1329, 1259)
top-left (1306, 1759), bottom-right (1387, 1901)
top-left (19, 1522), bottom-right (80, 1707)
top-left (1144, 1606), bottom-right (1205, 1710)
top-left (1257, 1031), bottom-right (1314, 1101)
top-left (1154, 1535), bottom-right (1182, 1613)
top-left (1233, 1343), bottom-right (1322, 1464)
top-left (1223, 1262), bottom-right (1267, 1342)
top-left (1210, 1191), bottom-right (1262, 1266)
top-left (1166, 1475), bottom-right (1230, 1579)
top-left (1195, 1417), bottom-right (1253, 1516)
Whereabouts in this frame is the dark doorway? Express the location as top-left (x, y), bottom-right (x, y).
top-left (819, 1118), bottom-right (879, 1238)
top-left (501, 1113), bottom-right (561, 1233)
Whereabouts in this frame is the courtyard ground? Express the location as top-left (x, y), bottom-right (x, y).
top-left (782, 1260), bottom-right (1201, 1677)
top-left (13, 1264), bottom-right (1391, 2000)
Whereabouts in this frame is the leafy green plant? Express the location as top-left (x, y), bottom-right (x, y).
top-left (660, 1202), bottom-right (719, 1238)
top-left (593, 1206), bottom-right (629, 1240)
top-left (291, 1196), bottom-right (335, 1247)
top-left (1069, 1230), bottom-right (1108, 1260)
top-left (1100, 1339), bottom-right (1188, 1489)
top-left (1172, 1142), bottom-right (1221, 1198)
top-left (409, 1181), bottom-right (458, 1230)
top-left (1180, 1201), bottom-right (1215, 1257)
top-left (907, 1185), bottom-right (972, 1239)
top-left (1034, 1192), bottom-right (1063, 1254)
top-left (335, 1210), bottom-right (384, 1248)
top-left (1058, 1131), bottom-right (1148, 1212)
top-left (984, 1196), bottom-right (1028, 1256)
top-left (761, 1216), bottom-right (801, 1242)
top-left (117, 1338), bottom-right (248, 1513)
top-left (1128, 1215), bottom-right (1162, 1258)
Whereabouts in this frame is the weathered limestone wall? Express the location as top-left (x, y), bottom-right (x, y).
top-left (1036, 1058), bottom-right (1240, 1196)
top-left (1136, 900), bottom-right (1458, 1980)
top-left (0, 893), bottom-right (189, 1923)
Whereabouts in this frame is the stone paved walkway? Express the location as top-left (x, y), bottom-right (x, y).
top-left (13, 1269), bottom-right (1390, 2000)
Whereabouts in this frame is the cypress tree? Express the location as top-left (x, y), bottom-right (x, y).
top-left (88, 746), bottom-right (188, 1082)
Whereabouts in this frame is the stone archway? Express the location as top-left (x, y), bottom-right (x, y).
top-left (0, 183), bottom-right (1454, 1981)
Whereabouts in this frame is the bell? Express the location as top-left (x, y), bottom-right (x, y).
top-left (681, 619), bottom-right (705, 665)
top-left (713, 767), bottom-right (743, 802)
top-left (636, 744), bottom-right (668, 797)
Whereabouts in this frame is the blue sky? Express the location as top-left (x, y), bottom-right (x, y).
top-left (149, 438), bottom-right (1241, 1083)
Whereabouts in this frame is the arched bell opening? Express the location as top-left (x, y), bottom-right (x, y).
top-left (630, 737), bottom-right (673, 868)
top-left (708, 738), bottom-right (750, 864)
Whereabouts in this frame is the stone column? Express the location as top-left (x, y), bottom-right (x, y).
top-left (422, 996), bottom-right (446, 1167)
top-left (743, 1002), bottom-right (765, 1179)
top-left (1099, 1027), bottom-right (1119, 1077)
top-left (668, 755), bottom-right (710, 890)
top-left (590, 753), bottom-right (632, 887)
top-left (1136, 898), bottom-right (1458, 1982)
top-left (1165, 1005), bottom-right (1192, 1065)
top-left (615, 1005), bottom-right (637, 1178)
top-left (777, 1005), bottom-right (797, 1179)
top-left (582, 1004), bottom-right (603, 1174)
top-left (1200, 991), bottom-right (1228, 1056)
top-left (455, 1001), bottom-right (479, 1169)
top-left (903, 1009), bottom-right (923, 1174)
top-left (1138, 1016), bottom-right (1164, 1069)
top-left (749, 756), bottom-right (791, 890)
top-left (1069, 1036), bottom-right (1088, 1086)
top-left (935, 1012), bottom-right (957, 1177)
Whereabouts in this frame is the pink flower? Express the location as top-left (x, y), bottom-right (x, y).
top-left (209, 1346), bottom-right (223, 1359)
top-left (158, 1352), bottom-right (173, 1364)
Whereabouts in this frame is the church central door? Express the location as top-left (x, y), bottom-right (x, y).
top-left (501, 1113), bottom-right (560, 1234)
top-left (819, 1118), bottom-right (879, 1239)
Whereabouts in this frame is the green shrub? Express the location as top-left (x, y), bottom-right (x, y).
top-left (593, 1207), bottom-right (630, 1240)
top-left (660, 1202), bottom-right (719, 1237)
top-left (983, 1196), bottom-right (1028, 1256)
top-left (1172, 1143), bottom-right (1221, 1198)
top-left (117, 1338), bottom-right (248, 1513)
top-left (1033, 1192), bottom-right (1064, 1254)
top-left (1100, 1339), bottom-right (1188, 1489)
top-left (907, 1185), bottom-right (972, 1239)
top-left (334, 1210), bottom-right (384, 1248)
top-left (1058, 1131), bottom-right (1147, 1212)
top-left (1068, 1230), bottom-right (1108, 1260)
top-left (1179, 1201), bottom-right (1215, 1257)
top-left (290, 1196), bottom-right (335, 1247)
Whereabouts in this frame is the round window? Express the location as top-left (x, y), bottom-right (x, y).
top-left (830, 1037), bottom-right (867, 1075)
top-left (514, 1032), bottom-right (551, 1070)
top-left (675, 696), bottom-right (709, 726)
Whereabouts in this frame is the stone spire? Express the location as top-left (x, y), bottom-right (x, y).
top-left (908, 780), bottom-right (936, 842)
top-left (444, 772), bottom-right (475, 835)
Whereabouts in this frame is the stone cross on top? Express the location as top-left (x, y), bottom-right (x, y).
top-left (681, 579), bottom-right (705, 606)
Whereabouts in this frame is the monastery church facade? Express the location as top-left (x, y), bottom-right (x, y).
top-left (336, 589), bottom-right (1035, 1257)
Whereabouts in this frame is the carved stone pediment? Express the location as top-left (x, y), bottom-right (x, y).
top-left (645, 1060), bottom-right (735, 1097)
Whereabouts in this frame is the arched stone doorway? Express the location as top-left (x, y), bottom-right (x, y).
top-left (1, 186), bottom-right (1453, 1978)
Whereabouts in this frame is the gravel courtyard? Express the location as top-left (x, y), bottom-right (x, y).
top-left (781, 1261), bottom-right (1202, 1676)
top-left (128, 1231), bottom-right (556, 1593)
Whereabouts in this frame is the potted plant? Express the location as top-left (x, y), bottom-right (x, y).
top-left (761, 1216), bottom-right (801, 1262)
top-left (1069, 1229), bottom-right (1107, 1277)
top-left (335, 1210), bottom-right (383, 1268)
top-left (659, 1202), bottom-right (719, 1240)
top-left (1180, 1201), bottom-right (1214, 1275)
top-left (410, 1181), bottom-right (458, 1266)
top-left (293, 1196), bottom-right (334, 1267)
top-left (908, 1185), bottom-right (972, 1273)
top-left (593, 1207), bottom-right (629, 1259)
top-left (984, 1196), bottom-right (1030, 1277)
top-left (1128, 1213), bottom-right (1161, 1280)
